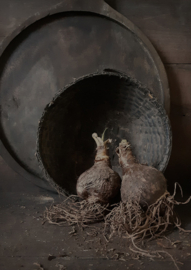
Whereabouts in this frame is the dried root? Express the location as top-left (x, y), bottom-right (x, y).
top-left (44, 195), bottom-right (109, 227)
top-left (129, 238), bottom-right (181, 270)
top-left (44, 184), bottom-right (191, 270)
top-left (104, 183), bottom-right (191, 270)
top-left (104, 183), bottom-right (191, 240)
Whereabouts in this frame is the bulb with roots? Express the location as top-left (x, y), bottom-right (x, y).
top-left (76, 133), bottom-right (121, 204)
top-left (116, 140), bottom-right (167, 208)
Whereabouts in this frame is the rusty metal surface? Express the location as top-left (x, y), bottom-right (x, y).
top-left (0, 0), bottom-right (170, 189)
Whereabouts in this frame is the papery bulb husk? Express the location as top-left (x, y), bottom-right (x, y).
top-left (121, 163), bottom-right (167, 208)
top-left (117, 140), bottom-right (167, 208)
top-left (76, 133), bottom-right (121, 204)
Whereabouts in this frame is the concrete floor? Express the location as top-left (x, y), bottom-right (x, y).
top-left (1, 156), bottom-right (191, 270)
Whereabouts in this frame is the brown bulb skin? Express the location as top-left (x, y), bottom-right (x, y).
top-left (117, 140), bottom-right (167, 207)
top-left (77, 140), bottom-right (121, 204)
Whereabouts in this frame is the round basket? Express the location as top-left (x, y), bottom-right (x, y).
top-left (37, 71), bottom-right (172, 195)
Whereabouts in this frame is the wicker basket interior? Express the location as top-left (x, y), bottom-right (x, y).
top-left (37, 73), bottom-right (171, 195)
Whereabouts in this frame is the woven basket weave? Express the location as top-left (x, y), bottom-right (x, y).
top-left (37, 72), bottom-right (172, 195)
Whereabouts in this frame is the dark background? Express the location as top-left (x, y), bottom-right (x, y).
top-left (1, 0), bottom-right (191, 188)
top-left (105, 0), bottom-right (191, 189)
top-left (0, 1), bottom-right (191, 269)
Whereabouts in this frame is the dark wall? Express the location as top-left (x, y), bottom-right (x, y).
top-left (0, 0), bottom-right (191, 189)
top-left (106, 0), bottom-right (191, 188)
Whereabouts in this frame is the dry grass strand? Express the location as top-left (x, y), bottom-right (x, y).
top-left (44, 195), bottom-right (108, 227)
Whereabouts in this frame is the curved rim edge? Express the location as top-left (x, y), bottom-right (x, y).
top-left (36, 71), bottom-right (172, 196)
top-left (0, 0), bottom-right (170, 188)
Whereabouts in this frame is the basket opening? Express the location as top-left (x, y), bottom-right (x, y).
top-left (38, 73), bottom-right (171, 195)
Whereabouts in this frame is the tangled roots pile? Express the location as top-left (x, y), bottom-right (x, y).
top-left (104, 184), bottom-right (191, 240)
top-left (44, 184), bottom-right (191, 238)
top-left (44, 184), bottom-right (191, 270)
top-left (44, 195), bottom-right (109, 227)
